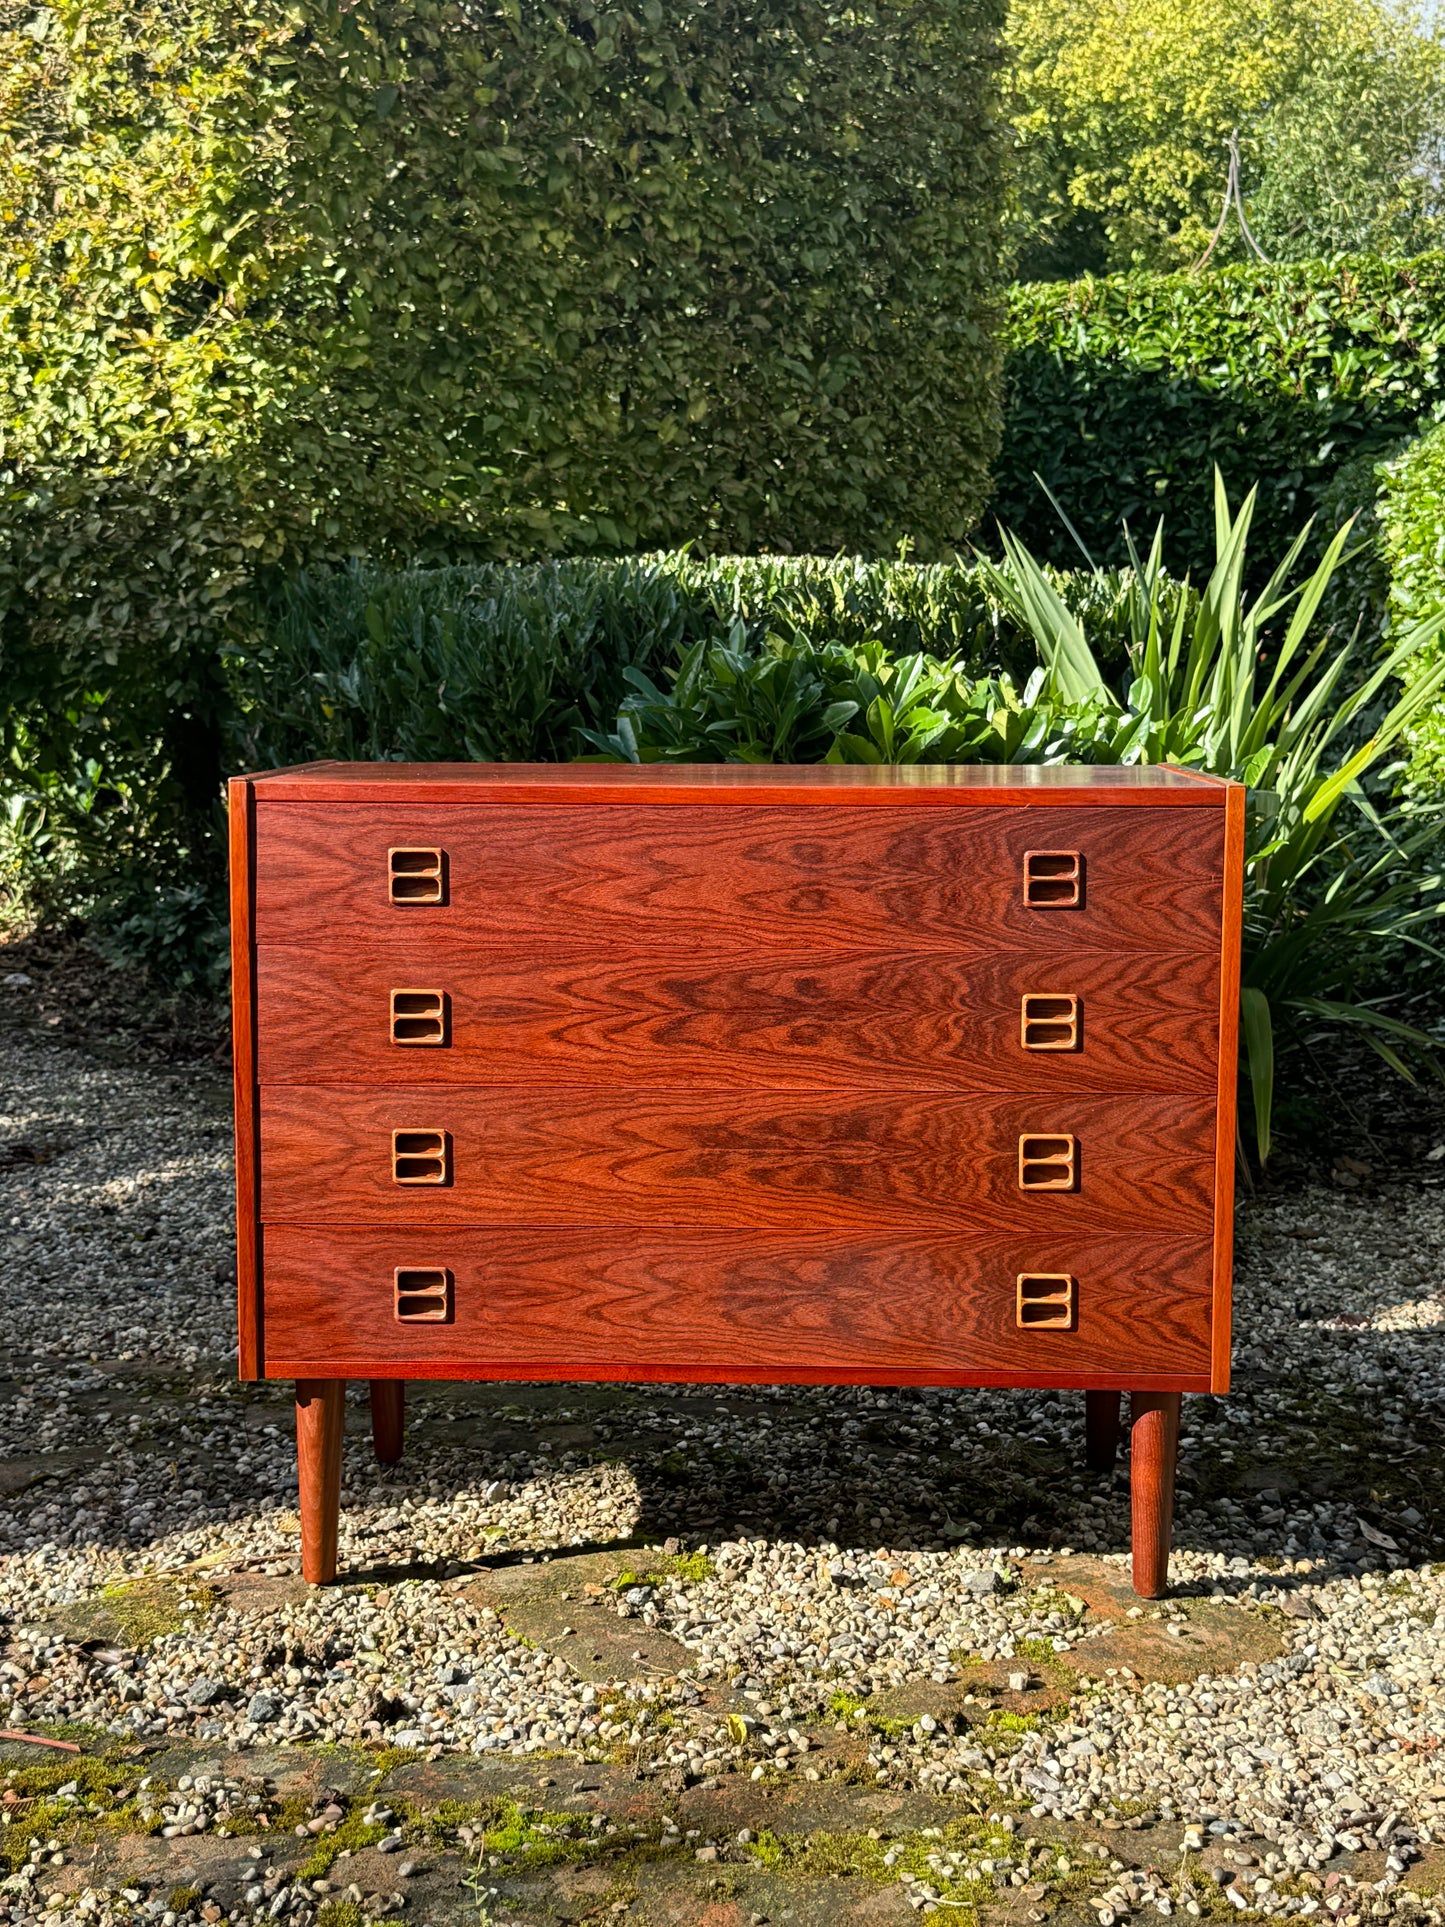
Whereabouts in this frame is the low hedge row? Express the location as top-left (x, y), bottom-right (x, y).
top-left (2, 549), bottom-right (1183, 983)
top-left (231, 551), bottom-right (1182, 769)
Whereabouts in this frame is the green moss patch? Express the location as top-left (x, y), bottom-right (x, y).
top-left (744, 1815), bottom-right (1098, 1913)
top-left (825, 1690), bottom-right (911, 1739)
top-left (469, 1797), bottom-right (683, 1875)
top-left (296, 1802), bottom-right (393, 1880)
top-left (611, 1552), bottom-right (716, 1589)
top-left (985, 1710), bottom-right (1044, 1734)
top-left (99, 1577), bottom-right (216, 1648)
top-left (0, 1757), bottom-right (151, 1872)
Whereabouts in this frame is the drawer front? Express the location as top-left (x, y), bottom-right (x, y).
top-left (259, 1086), bottom-right (1217, 1234)
top-left (260, 1224), bottom-right (1213, 1385)
top-left (252, 803), bottom-right (1224, 955)
top-left (255, 942), bottom-right (1221, 1092)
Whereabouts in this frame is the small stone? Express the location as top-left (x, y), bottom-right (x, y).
top-left (960, 1570), bottom-right (1000, 1596)
top-left (246, 1692), bottom-right (278, 1723)
top-left (396, 1861), bottom-right (418, 1878)
top-left (1008, 1671), bottom-right (1029, 1693)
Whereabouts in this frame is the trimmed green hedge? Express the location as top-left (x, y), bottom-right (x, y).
top-left (3, 547), bottom-right (1180, 979)
top-left (1379, 421), bottom-right (1445, 635)
top-left (0, 0), bottom-right (1009, 913)
top-left (996, 255), bottom-right (1445, 577)
top-left (1376, 421), bottom-right (1445, 791)
top-left (231, 551), bottom-right (1175, 769)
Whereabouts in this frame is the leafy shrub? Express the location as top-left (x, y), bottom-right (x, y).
top-left (233, 551), bottom-right (1191, 766)
top-left (230, 561), bottom-right (693, 770)
top-left (0, 0), bottom-right (1010, 957)
top-left (579, 640), bottom-right (1047, 766)
top-left (997, 255), bottom-right (1445, 579)
top-left (1377, 421), bottom-right (1445, 638)
top-left (590, 479), bottom-right (1445, 1161)
top-left (1375, 420), bottom-right (1445, 795)
top-left (233, 551), bottom-right (1199, 777)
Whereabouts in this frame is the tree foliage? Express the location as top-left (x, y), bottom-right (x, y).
top-left (1007, 0), bottom-right (1445, 276)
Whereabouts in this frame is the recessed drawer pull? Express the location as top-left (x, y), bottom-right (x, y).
top-left (1016, 1273), bottom-right (1076, 1330)
top-left (390, 987), bottom-right (449, 1046)
top-left (1020, 993), bottom-right (1080, 1051)
top-left (1023, 850), bottom-right (1083, 907)
top-left (388, 846), bottom-right (447, 905)
top-left (394, 1266), bottom-right (452, 1322)
top-left (392, 1129), bottom-right (450, 1185)
top-left (1018, 1134), bottom-right (1077, 1190)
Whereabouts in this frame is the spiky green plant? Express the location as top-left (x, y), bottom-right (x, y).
top-left (977, 471), bottom-right (1445, 1163)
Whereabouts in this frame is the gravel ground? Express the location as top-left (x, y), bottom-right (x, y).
top-left (1, 999), bottom-right (1444, 1927)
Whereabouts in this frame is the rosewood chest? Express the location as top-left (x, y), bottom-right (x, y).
top-left (229, 761), bottom-right (1245, 1596)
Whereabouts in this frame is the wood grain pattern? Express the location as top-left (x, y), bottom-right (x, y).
top-left (255, 942), bottom-right (1222, 1093)
top-left (258, 1086), bottom-right (1218, 1234)
top-left (260, 1223), bottom-right (1213, 1385)
top-left (251, 761), bottom-right (1226, 804)
top-left (1211, 781), bottom-right (1246, 1394)
top-left (295, 1380), bottom-right (344, 1584)
top-left (228, 777), bottom-right (261, 1381)
top-left (252, 804), bottom-right (1225, 954)
top-left (1129, 1390), bottom-right (1181, 1597)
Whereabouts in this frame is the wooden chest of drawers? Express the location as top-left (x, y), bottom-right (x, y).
top-left (230, 761), bottom-right (1245, 1596)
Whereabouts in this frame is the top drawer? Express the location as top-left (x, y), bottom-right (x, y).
top-left (251, 803), bottom-right (1225, 957)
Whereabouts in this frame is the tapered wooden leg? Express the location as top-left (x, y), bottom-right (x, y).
top-left (370, 1380), bottom-right (405, 1464)
top-left (1084, 1390), bottom-right (1122, 1472)
top-left (1129, 1391), bottom-right (1181, 1598)
top-left (296, 1380), bottom-right (345, 1585)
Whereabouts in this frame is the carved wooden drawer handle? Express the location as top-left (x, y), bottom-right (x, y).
top-left (1018, 1134), bottom-right (1077, 1190)
top-left (1020, 993), bottom-right (1080, 1051)
top-left (1016, 1273), bottom-right (1076, 1330)
top-left (388, 846), bottom-right (447, 905)
top-left (392, 1130), bottom-right (450, 1185)
top-left (1023, 849), bottom-right (1083, 907)
top-left (390, 988), bottom-right (449, 1046)
top-left (394, 1267), bottom-right (452, 1322)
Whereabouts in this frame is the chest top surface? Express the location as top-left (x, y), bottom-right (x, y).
top-left (244, 760), bottom-right (1226, 803)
